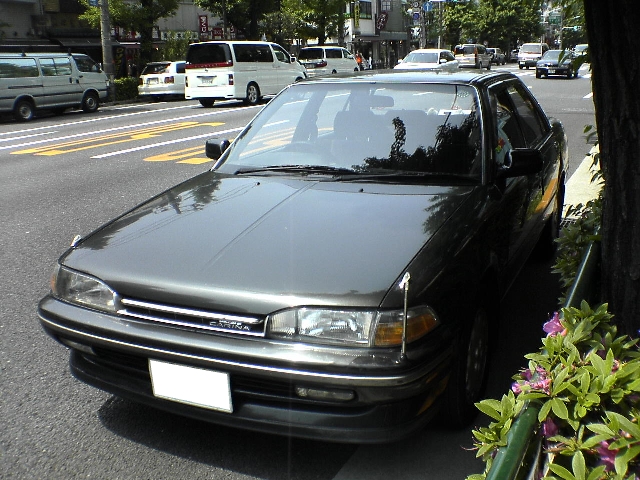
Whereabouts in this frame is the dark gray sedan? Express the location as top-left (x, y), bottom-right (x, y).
top-left (39, 70), bottom-right (567, 443)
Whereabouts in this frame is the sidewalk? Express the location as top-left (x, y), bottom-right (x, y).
top-left (563, 146), bottom-right (602, 218)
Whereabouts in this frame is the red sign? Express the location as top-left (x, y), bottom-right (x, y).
top-left (198, 15), bottom-right (208, 34)
top-left (376, 12), bottom-right (389, 30)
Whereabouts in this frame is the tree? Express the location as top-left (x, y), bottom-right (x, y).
top-left (79, 0), bottom-right (179, 68)
top-left (297, 0), bottom-right (349, 46)
top-left (582, 0), bottom-right (640, 337)
top-left (194, 0), bottom-right (277, 40)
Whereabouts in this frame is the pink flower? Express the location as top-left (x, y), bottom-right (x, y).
top-left (541, 418), bottom-right (558, 438)
top-left (543, 312), bottom-right (566, 336)
top-left (511, 382), bottom-right (522, 394)
top-left (597, 441), bottom-right (618, 471)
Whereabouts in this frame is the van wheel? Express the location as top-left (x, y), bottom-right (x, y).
top-left (81, 92), bottom-right (99, 113)
top-left (14, 99), bottom-right (35, 122)
top-left (244, 83), bottom-right (261, 105)
top-left (199, 99), bottom-right (215, 107)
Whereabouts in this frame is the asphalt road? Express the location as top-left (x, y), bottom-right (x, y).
top-left (0, 63), bottom-right (596, 480)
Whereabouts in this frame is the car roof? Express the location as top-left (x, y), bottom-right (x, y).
top-left (296, 69), bottom-right (515, 87)
top-left (409, 48), bottom-right (450, 53)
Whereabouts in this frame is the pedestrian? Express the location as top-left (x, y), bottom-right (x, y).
top-left (355, 53), bottom-right (363, 71)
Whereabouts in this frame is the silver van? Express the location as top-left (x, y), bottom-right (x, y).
top-left (453, 44), bottom-right (492, 69)
top-left (0, 52), bottom-right (109, 121)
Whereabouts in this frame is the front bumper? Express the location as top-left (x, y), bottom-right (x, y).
top-left (38, 296), bottom-right (452, 443)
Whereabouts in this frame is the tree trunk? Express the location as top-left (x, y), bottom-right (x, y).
top-left (583, 0), bottom-right (640, 337)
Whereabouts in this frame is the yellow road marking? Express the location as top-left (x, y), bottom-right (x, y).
top-left (11, 122), bottom-right (224, 156)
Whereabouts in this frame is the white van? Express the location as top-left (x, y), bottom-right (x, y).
top-left (0, 52), bottom-right (109, 121)
top-left (518, 43), bottom-right (549, 69)
top-left (297, 46), bottom-right (359, 77)
top-left (185, 41), bottom-right (307, 107)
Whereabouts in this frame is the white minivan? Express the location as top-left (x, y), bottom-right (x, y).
top-left (184, 41), bottom-right (307, 107)
top-left (0, 52), bottom-right (109, 121)
top-left (297, 46), bottom-right (360, 77)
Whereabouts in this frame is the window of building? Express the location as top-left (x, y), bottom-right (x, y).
top-left (381, 0), bottom-right (392, 11)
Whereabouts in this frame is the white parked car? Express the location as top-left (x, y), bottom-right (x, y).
top-left (138, 61), bottom-right (186, 100)
top-left (394, 49), bottom-right (460, 72)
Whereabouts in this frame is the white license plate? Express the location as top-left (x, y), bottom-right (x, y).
top-left (149, 359), bottom-right (232, 412)
top-left (548, 69), bottom-right (556, 74)
top-left (147, 78), bottom-right (158, 84)
top-left (200, 76), bottom-right (214, 84)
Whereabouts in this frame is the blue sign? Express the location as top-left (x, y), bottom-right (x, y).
top-left (423, 2), bottom-right (433, 12)
top-left (89, 0), bottom-right (99, 6)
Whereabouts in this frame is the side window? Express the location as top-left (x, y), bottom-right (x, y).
top-left (176, 62), bottom-right (185, 74)
top-left (490, 87), bottom-right (526, 166)
top-left (74, 55), bottom-right (100, 73)
top-left (0, 58), bottom-right (39, 78)
top-left (54, 58), bottom-right (72, 75)
top-left (40, 58), bottom-right (57, 76)
top-left (256, 45), bottom-right (274, 62)
top-left (272, 45), bottom-right (289, 63)
top-left (326, 49), bottom-right (342, 59)
top-left (509, 85), bottom-right (549, 145)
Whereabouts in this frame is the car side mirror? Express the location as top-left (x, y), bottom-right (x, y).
top-left (497, 148), bottom-right (544, 179)
top-left (205, 138), bottom-right (231, 160)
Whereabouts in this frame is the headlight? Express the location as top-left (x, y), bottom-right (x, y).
top-left (267, 306), bottom-right (439, 347)
top-left (51, 264), bottom-right (118, 313)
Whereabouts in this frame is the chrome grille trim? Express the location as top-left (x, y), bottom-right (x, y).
top-left (118, 298), bottom-right (265, 337)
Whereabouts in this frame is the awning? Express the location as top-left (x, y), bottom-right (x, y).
top-left (51, 37), bottom-right (120, 48)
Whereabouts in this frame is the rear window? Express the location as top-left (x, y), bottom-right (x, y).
top-left (141, 63), bottom-right (171, 75)
top-left (455, 45), bottom-right (476, 55)
top-left (298, 48), bottom-right (323, 60)
top-left (186, 44), bottom-right (232, 65)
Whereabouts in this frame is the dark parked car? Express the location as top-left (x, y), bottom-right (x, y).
top-left (536, 49), bottom-right (577, 78)
top-left (487, 47), bottom-right (506, 65)
top-left (39, 70), bottom-right (568, 444)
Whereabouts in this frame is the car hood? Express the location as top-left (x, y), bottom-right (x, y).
top-left (62, 172), bottom-right (474, 314)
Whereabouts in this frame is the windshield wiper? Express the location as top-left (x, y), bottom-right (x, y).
top-left (333, 170), bottom-right (479, 183)
top-left (234, 165), bottom-right (358, 175)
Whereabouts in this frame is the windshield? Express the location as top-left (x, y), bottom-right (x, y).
top-left (215, 82), bottom-right (483, 180)
top-left (521, 44), bottom-right (542, 54)
top-left (403, 52), bottom-right (439, 64)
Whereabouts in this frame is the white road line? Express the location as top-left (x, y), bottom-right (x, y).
top-left (90, 126), bottom-right (244, 158)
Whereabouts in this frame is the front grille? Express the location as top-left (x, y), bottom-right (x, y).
top-left (117, 297), bottom-right (266, 336)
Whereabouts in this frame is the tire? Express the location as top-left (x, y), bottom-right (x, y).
top-left (536, 70), bottom-right (542, 78)
top-left (244, 83), bottom-right (261, 105)
top-left (486, 61), bottom-right (491, 70)
top-left (441, 300), bottom-right (493, 428)
top-left (199, 99), bottom-right (215, 107)
top-left (519, 65), bottom-right (523, 70)
top-left (13, 99), bottom-right (35, 122)
top-left (566, 70), bottom-right (572, 79)
top-left (81, 92), bottom-right (99, 113)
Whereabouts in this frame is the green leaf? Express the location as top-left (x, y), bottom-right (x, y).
top-left (548, 462), bottom-right (578, 480)
top-left (607, 411), bottom-right (640, 438)
top-left (475, 401), bottom-right (502, 421)
top-left (572, 450), bottom-right (586, 480)
top-left (539, 400), bottom-right (552, 422)
top-left (551, 398), bottom-right (569, 420)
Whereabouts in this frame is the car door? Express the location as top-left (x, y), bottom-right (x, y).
top-left (271, 44), bottom-right (299, 89)
top-left (488, 81), bottom-right (551, 275)
top-left (38, 56), bottom-right (79, 108)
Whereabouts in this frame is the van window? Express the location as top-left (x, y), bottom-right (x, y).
top-left (74, 55), bottom-right (101, 73)
top-left (234, 44), bottom-right (273, 63)
top-left (455, 45), bottom-right (476, 55)
top-left (272, 45), bottom-right (290, 63)
top-left (40, 57), bottom-right (72, 76)
top-left (0, 58), bottom-right (39, 78)
top-left (298, 48), bottom-right (323, 60)
top-left (326, 49), bottom-right (342, 59)
top-left (141, 62), bottom-right (172, 75)
top-left (186, 43), bottom-right (232, 66)
top-left (520, 44), bottom-right (542, 54)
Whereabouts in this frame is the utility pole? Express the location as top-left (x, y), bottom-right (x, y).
top-left (99, 0), bottom-right (115, 100)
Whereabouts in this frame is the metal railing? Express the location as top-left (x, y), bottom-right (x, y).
top-left (484, 236), bottom-right (601, 480)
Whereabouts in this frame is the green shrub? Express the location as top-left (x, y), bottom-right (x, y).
top-left (114, 77), bottom-right (139, 101)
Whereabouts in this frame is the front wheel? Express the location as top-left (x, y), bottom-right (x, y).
top-left (486, 61), bottom-right (491, 70)
top-left (81, 92), bottom-right (99, 113)
top-left (441, 301), bottom-right (493, 427)
top-left (14, 99), bottom-right (35, 122)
